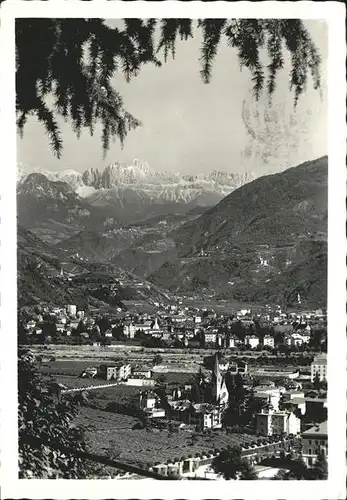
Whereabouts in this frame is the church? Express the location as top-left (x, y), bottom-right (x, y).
top-left (192, 353), bottom-right (229, 407)
top-left (211, 353), bottom-right (229, 406)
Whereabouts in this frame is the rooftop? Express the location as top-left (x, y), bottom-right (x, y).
top-left (302, 420), bottom-right (328, 437)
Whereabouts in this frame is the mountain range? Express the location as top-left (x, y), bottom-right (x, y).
top-left (17, 159), bottom-right (257, 242)
top-left (148, 156), bottom-right (328, 307)
top-left (17, 156), bottom-right (328, 308)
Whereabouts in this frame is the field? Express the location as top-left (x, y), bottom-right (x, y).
top-left (74, 406), bottom-right (264, 468)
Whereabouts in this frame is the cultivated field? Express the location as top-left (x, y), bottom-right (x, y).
top-left (75, 406), bottom-right (264, 468)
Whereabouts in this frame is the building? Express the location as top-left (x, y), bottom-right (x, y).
top-left (66, 304), bottom-right (77, 317)
top-left (301, 421), bottom-right (328, 468)
top-left (125, 376), bottom-right (155, 387)
top-left (133, 367), bottom-right (152, 379)
top-left (282, 390), bottom-right (305, 402)
top-left (245, 335), bottom-right (260, 349)
top-left (168, 401), bottom-right (223, 430)
top-left (204, 331), bottom-right (217, 345)
top-left (139, 390), bottom-right (158, 410)
top-left (227, 335), bottom-right (238, 348)
top-left (256, 408), bottom-right (301, 436)
top-left (134, 323), bottom-right (151, 333)
top-left (211, 353), bottom-right (229, 406)
top-left (123, 322), bottom-right (136, 339)
top-left (311, 353), bottom-right (327, 382)
top-left (287, 332), bottom-right (310, 346)
top-left (254, 391), bottom-right (280, 411)
top-left (263, 335), bottom-right (275, 348)
top-left (98, 363), bottom-right (131, 381)
top-left (218, 358), bottom-right (229, 372)
top-left (282, 397), bottom-right (306, 416)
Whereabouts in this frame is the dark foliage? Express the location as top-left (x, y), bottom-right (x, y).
top-left (16, 18), bottom-right (321, 156)
top-left (18, 348), bottom-right (97, 478)
top-left (212, 445), bottom-right (257, 480)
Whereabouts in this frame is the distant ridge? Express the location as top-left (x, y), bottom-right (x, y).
top-left (148, 156), bottom-right (328, 308)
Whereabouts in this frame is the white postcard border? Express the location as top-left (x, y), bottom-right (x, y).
top-left (0, 1), bottom-right (346, 499)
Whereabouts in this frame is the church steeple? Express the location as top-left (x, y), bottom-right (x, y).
top-left (212, 353), bottom-right (220, 382)
top-left (211, 353), bottom-right (228, 406)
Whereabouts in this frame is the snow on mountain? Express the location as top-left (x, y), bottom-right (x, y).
top-left (17, 159), bottom-right (257, 205)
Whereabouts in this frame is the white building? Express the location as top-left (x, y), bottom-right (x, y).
top-left (286, 332), bottom-right (310, 346)
top-left (133, 367), bottom-right (152, 379)
top-left (204, 332), bottom-right (217, 344)
top-left (311, 353), bottom-right (327, 382)
top-left (99, 363), bottom-right (131, 381)
top-left (66, 304), bottom-right (77, 317)
top-left (245, 335), bottom-right (260, 349)
top-left (256, 408), bottom-right (301, 436)
top-left (125, 376), bottom-right (155, 387)
top-left (123, 323), bottom-right (136, 339)
top-left (263, 335), bottom-right (274, 348)
top-left (228, 336), bottom-right (237, 348)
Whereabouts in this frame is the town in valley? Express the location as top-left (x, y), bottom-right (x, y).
top-left (18, 293), bottom-right (328, 479)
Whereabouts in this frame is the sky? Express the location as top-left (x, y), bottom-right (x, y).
top-left (17, 20), bottom-right (328, 176)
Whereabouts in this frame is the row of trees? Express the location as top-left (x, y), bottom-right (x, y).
top-left (212, 445), bottom-right (327, 481)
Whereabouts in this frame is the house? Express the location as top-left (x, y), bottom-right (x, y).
top-left (204, 331), bottom-right (217, 344)
top-left (282, 397), bottom-right (306, 416)
top-left (168, 401), bottom-right (223, 430)
top-left (139, 390), bottom-right (159, 410)
top-left (125, 376), bottom-right (155, 387)
top-left (133, 367), bottom-right (152, 379)
top-left (66, 304), bottom-right (77, 317)
top-left (286, 332), bottom-right (310, 346)
top-left (263, 335), bottom-right (274, 348)
top-left (227, 335), bottom-right (238, 348)
top-left (134, 323), bottom-right (151, 333)
top-left (218, 358), bottom-right (229, 372)
top-left (123, 323), bottom-right (136, 339)
top-left (81, 366), bottom-right (98, 378)
top-left (256, 408), bottom-right (301, 436)
top-left (245, 335), bottom-right (260, 349)
top-left (282, 390), bottom-right (305, 402)
top-left (192, 403), bottom-right (223, 430)
top-left (311, 353), bottom-right (327, 382)
top-left (301, 421), bottom-right (328, 468)
top-left (139, 390), bottom-right (166, 418)
top-left (254, 391), bottom-right (280, 411)
top-left (98, 363), bottom-right (131, 381)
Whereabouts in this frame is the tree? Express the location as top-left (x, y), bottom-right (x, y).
top-left (16, 19), bottom-right (321, 157)
top-left (212, 445), bottom-right (257, 480)
top-left (313, 372), bottom-right (321, 392)
top-left (311, 451), bottom-right (328, 480)
top-left (153, 354), bottom-right (163, 365)
top-left (18, 348), bottom-right (96, 478)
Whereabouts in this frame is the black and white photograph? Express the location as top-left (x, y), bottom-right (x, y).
top-left (0, 1), bottom-right (346, 499)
